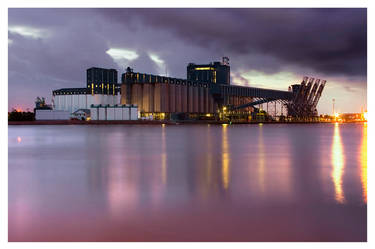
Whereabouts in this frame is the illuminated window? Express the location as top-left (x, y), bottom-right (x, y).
top-left (194, 67), bottom-right (214, 70)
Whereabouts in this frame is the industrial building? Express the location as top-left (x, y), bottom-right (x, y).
top-left (52, 88), bottom-right (120, 114)
top-left (35, 109), bottom-right (70, 120)
top-left (51, 58), bottom-right (326, 121)
top-left (90, 105), bottom-right (138, 121)
top-left (34, 97), bottom-right (71, 120)
top-left (52, 67), bottom-right (121, 114)
top-left (121, 67), bottom-right (218, 119)
top-left (86, 67), bottom-right (118, 95)
top-left (187, 57), bottom-right (230, 85)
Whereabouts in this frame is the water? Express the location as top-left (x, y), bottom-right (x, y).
top-left (8, 123), bottom-right (367, 242)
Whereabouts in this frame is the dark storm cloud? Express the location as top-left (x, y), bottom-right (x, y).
top-left (100, 8), bottom-right (366, 77)
top-left (8, 8), bottom-right (367, 111)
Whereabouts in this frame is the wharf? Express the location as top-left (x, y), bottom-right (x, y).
top-left (8, 120), bottom-right (366, 125)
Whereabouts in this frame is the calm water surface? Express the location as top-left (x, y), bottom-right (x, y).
top-left (8, 123), bottom-right (367, 241)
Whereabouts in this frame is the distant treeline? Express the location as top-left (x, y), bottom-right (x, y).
top-left (8, 110), bottom-right (35, 121)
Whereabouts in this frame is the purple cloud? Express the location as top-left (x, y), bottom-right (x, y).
top-left (8, 8), bottom-right (367, 113)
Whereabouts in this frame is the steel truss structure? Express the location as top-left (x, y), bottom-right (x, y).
top-left (218, 76), bottom-right (326, 117)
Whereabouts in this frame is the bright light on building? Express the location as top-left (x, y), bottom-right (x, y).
top-left (363, 111), bottom-right (368, 121)
top-left (194, 67), bottom-right (214, 70)
top-left (334, 112), bottom-right (340, 118)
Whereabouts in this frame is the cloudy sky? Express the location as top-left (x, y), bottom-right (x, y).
top-left (8, 8), bottom-right (367, 114)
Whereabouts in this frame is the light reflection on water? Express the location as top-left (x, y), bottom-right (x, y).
top-left (331, 123), bottom-right (345, 204)
top-left (8, 124), bottom-right (367, 242)
top-left (161, 126), bottom-right (167, 185)
top-left (360, 123), bottom-right (367, 203)
top-left (257, 125), bottom-right (265, 193)
top-left (205, 125), bottom-right (213, 191)
top-left (221, 124), bottom-right (230, 190)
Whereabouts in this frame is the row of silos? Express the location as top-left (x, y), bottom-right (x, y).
top-left (90, 105), bottom-right (138, 121)
top-left (121, 82), bottom-right (217, 114)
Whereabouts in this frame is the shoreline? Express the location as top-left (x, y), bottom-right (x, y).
top-left (8, 120), bottom-right (367, 125)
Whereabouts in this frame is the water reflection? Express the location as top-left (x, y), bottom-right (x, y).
top-left (206, 125), bottom-right (213, 190)
top-left (222, 125), bottom-right (230, 190)
top-left (360, 123), bottom-right (367, 203)
top-left (107, 142), bottom-right (139, 218)
top-left (331, 123), bottom-right (345, 203)
top-left (8, 125), bottom-right (367, 241)
top-left (149, 127), bottom-right (168, 206)
top-left (161, 126), bottom-right (167, 185)
top-left (258, 126), bottom-right (265, 193)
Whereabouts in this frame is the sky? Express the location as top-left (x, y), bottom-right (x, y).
top-left (8, 8), bottom-right (367, 114)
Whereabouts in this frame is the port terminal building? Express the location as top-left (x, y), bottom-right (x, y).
top-left (51, 58), bottom-right (325, 120)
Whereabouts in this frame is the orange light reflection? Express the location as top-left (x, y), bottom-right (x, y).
top-left (222, 125), bottom-right (230, 190)
top-left (161, 126), bottom-right (167, 185)
top-left (331, 123), bottom-right (345, 204)
top-left (360, 123), bottom-right (367, 203)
